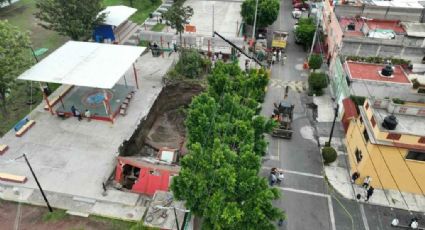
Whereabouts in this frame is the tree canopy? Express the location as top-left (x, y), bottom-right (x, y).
top-left (163, 3), bottom-right (193, 44)
top-left (295, 18), bottom-right (316, 48)
top-left (171, 62), bottom-right (283, 229)
top-left (241, 0), bottom-right (280, 29)
top-left (308, 54), bottom-right (323, 71)
top-left (0, 20), bottom-right (32, 113)
top-left (35, 0), bottom-right (106, 41)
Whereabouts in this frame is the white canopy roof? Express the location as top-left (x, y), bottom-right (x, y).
top-left (100, 5), bottom-right (137, 27)
top-left (18, 41), bottom-right (145, 89)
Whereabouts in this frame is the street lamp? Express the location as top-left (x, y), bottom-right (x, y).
top-left (328, 102), bottom-right (339, 146)
top-left (155, 205), bottom-right (190, 230)
top-left (251, 0), bottom-right (259, 41)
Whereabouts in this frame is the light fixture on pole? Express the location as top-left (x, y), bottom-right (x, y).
top-left (155, 205), bottom-right (190, 230)
top-left (328, 101), bottom-right (339, 146)
top-left (251, 0), bottom-right (259, 41)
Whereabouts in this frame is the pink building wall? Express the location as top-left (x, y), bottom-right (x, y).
top-left (322, 0), bottom-right (344, 70)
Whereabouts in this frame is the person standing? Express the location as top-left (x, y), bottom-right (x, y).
top-left (84, 109), bottom-right (91, 122)
top-left (71, 105), bottom-right (76, 117)
top-left (363, 176), bottom-right (372, 189)
top-left (75, 109), bottom-right (82, 121)
top-left (351, 172), bottom-right (360, 183)
top-left (365, 186), bottom-right (374, 201)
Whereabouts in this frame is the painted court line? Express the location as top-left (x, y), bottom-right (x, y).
top-left (328, 196), bottom-right (337, 230)
top-left (262, 166), bottom-right (324, 179)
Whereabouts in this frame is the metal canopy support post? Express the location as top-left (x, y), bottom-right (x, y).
top-left (102, 89), bottom-right (113, 124)
top-left (132, 63), bottom-right (139, 89)
top-left (173, 207), bottom-right (180, 230)
top-left (39, 82), bottom-right (53, 115)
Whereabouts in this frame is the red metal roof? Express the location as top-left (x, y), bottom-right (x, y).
top-left (346, 61), bottom-right (411, 84)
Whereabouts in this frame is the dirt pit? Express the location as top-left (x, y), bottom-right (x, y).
top-left (120, 81), bottom-right (204, 156)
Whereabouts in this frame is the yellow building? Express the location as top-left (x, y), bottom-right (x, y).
top-left (345, 98), bottom-right (425, 194)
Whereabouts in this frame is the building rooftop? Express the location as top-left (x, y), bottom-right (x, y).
top-left (339, 0), bottom-right (424, 8)
top-left (339, 17), bottom-right (405, 38)
top-left (346, 61), bottom-right (411, 84)
top-left (374, 107), bottom-right (425, 137)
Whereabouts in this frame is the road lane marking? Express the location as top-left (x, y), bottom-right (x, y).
top-left (262, 166), bottom-right (324, 179)
top-left (278, 187), bottom-right (336, 230)
top-left (279, 187), bottom-right (330, 198)
top-left (328, 196), bottom-right (337, 230)
top-left (359, 204), bottom-right (370, 230)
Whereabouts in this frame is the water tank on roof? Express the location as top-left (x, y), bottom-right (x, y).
top-left (381, 64), bottom-right (394, 77)
top-left (382, 115), bottom-right (398, 130)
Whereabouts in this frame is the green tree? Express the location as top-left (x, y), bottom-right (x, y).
top-left (0, 20), bottom-right (32, 114)
top-left (309, 54), bottom-right (323, 71)
top-left (163, 3), bottom-right (193, 45)
top-left (172, 62), bottom-right (283, 228)
top-left (175, 49), bottom-right (208, 79)
top-left (0, 0), bottom-right (11, 6)
top-left (35, 0), bottom-right (106, 41)
top-left (295, 18), bottom-right (316, 48)
top-left (308, 72), bottom-right (327, 96)
top-left (241, 0), bottom-right (280, 29)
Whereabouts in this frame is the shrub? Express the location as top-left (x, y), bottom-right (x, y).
top-left (412, 78), bottom-right (420, 89)
top-left (308, 72), bottom-right (327, 95)
top-left (309, 54), bottom-right (323, 71)
top-left (392, 98), bottom-right (405, 104)
top-left (175, 48), bottom-right (208, 79)
top-left (322, 147), bottom-right (337, 164)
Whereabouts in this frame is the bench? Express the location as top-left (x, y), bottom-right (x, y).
top-left (0, 144), bottom-right (8, 155)
top-left (0, 172), bottom-right (27, 183)
top-left (43, 85), bottom-right (74, 110)
top-left (14, 118), bottom-right (36, 137)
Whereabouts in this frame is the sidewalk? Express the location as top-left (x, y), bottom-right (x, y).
top-left (313, 94), bottom-right (425, 213)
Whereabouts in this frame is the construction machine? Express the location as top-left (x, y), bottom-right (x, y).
top-left (271, 86), bottom-right (294, 139)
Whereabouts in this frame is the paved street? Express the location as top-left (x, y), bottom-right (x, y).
top-left (261, 0), bottom-right (424, 229)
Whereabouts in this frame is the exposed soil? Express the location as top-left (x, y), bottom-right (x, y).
top-left (0, 200), bottom-right (133, 230)
top-left (120, 81), bottom-right (204, 156)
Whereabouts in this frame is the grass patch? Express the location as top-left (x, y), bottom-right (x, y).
top-left (151, 23), bottom-right (166, 32)
top-left (42, 210), bottom-right (68, 222)
top-left (89, 215), bottom-right (136, 230)
top-left (103, 0), bottom-right (162, 24)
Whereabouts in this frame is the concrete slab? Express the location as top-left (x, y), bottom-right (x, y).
top-left (313, 94), bottom-right (336, 122)
top-left (184, 0), bottom-right (242, 38)
top-left (0, 53), bottom-right (179, 218)
top-left (325, 166), bottom-right (354, 199)
top-left (91, 202), bottom-right (146, 221)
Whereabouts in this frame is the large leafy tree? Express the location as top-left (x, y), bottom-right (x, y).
top-left (241, 0), bottom-right (280, 29)
top-left (172, 62), bottom-right (283, 229)
top-left (0, 20), bottom-right (32, 114)
top-left (0, 0), bottom-right (11, 6)
top-left (35, 0), bottom-right (106, 41)
top-left (295, 18), bottom-right (316, 48)
top-left (163, 2), bottom-right (193, 45)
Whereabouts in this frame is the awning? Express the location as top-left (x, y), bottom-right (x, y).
top-left (18, 41), bottom-right (145, 89)
top-left (99, 5), bottom-right (137, 27)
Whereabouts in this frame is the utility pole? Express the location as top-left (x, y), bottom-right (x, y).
top-left (173, 207), bottom-right (180, 230)
top-left (251, 0), bottom-right (259, 40)
top-left (22, 154), bottom-right (53, 212)
top-left (328, 103), bottom-right (339, 146)
top-left (308, 18), bottom-right (321, 59)
top-left (212, 3), bottom-right (215, 36)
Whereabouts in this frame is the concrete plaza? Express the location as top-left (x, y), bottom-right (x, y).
top-left (0, 52), bottom-right (178, 220)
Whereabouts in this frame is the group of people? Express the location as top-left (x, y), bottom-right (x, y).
top-left (269, 167), bottom-right (284, 186)
top-left (71, 105), bottom-right (91, 121)
top-left (271, 49), bottom-right (287, 65)
top-left (351, 172), bottom-right (374, 202)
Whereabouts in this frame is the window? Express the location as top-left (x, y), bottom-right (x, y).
top-left (363, 129), bottom-right (369, 143)
top-left (365, 102), bottom-right (369, 110)
top-left (359, 116), bottom-right (363, 124)
top-left (386, 133), bottom-right (401, 140)
top-left (355, 148), bottom-right (363, 163)
top-left (370, 116), bottom-right (376, 127)
top-left (419, 137), bottom-right (425, 144)
top-left (399, 107), bottom-right (407, 114)
top-left (406, 150), bottom-right (425, 162)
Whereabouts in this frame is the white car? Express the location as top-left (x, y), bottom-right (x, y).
top-left (292, 9), bottom-right (302, 19)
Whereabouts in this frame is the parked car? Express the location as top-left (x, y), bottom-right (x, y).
top-left (292, 9), bottom-right (302, 19)
top-left (293, 2), bottom-right (309, 10)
